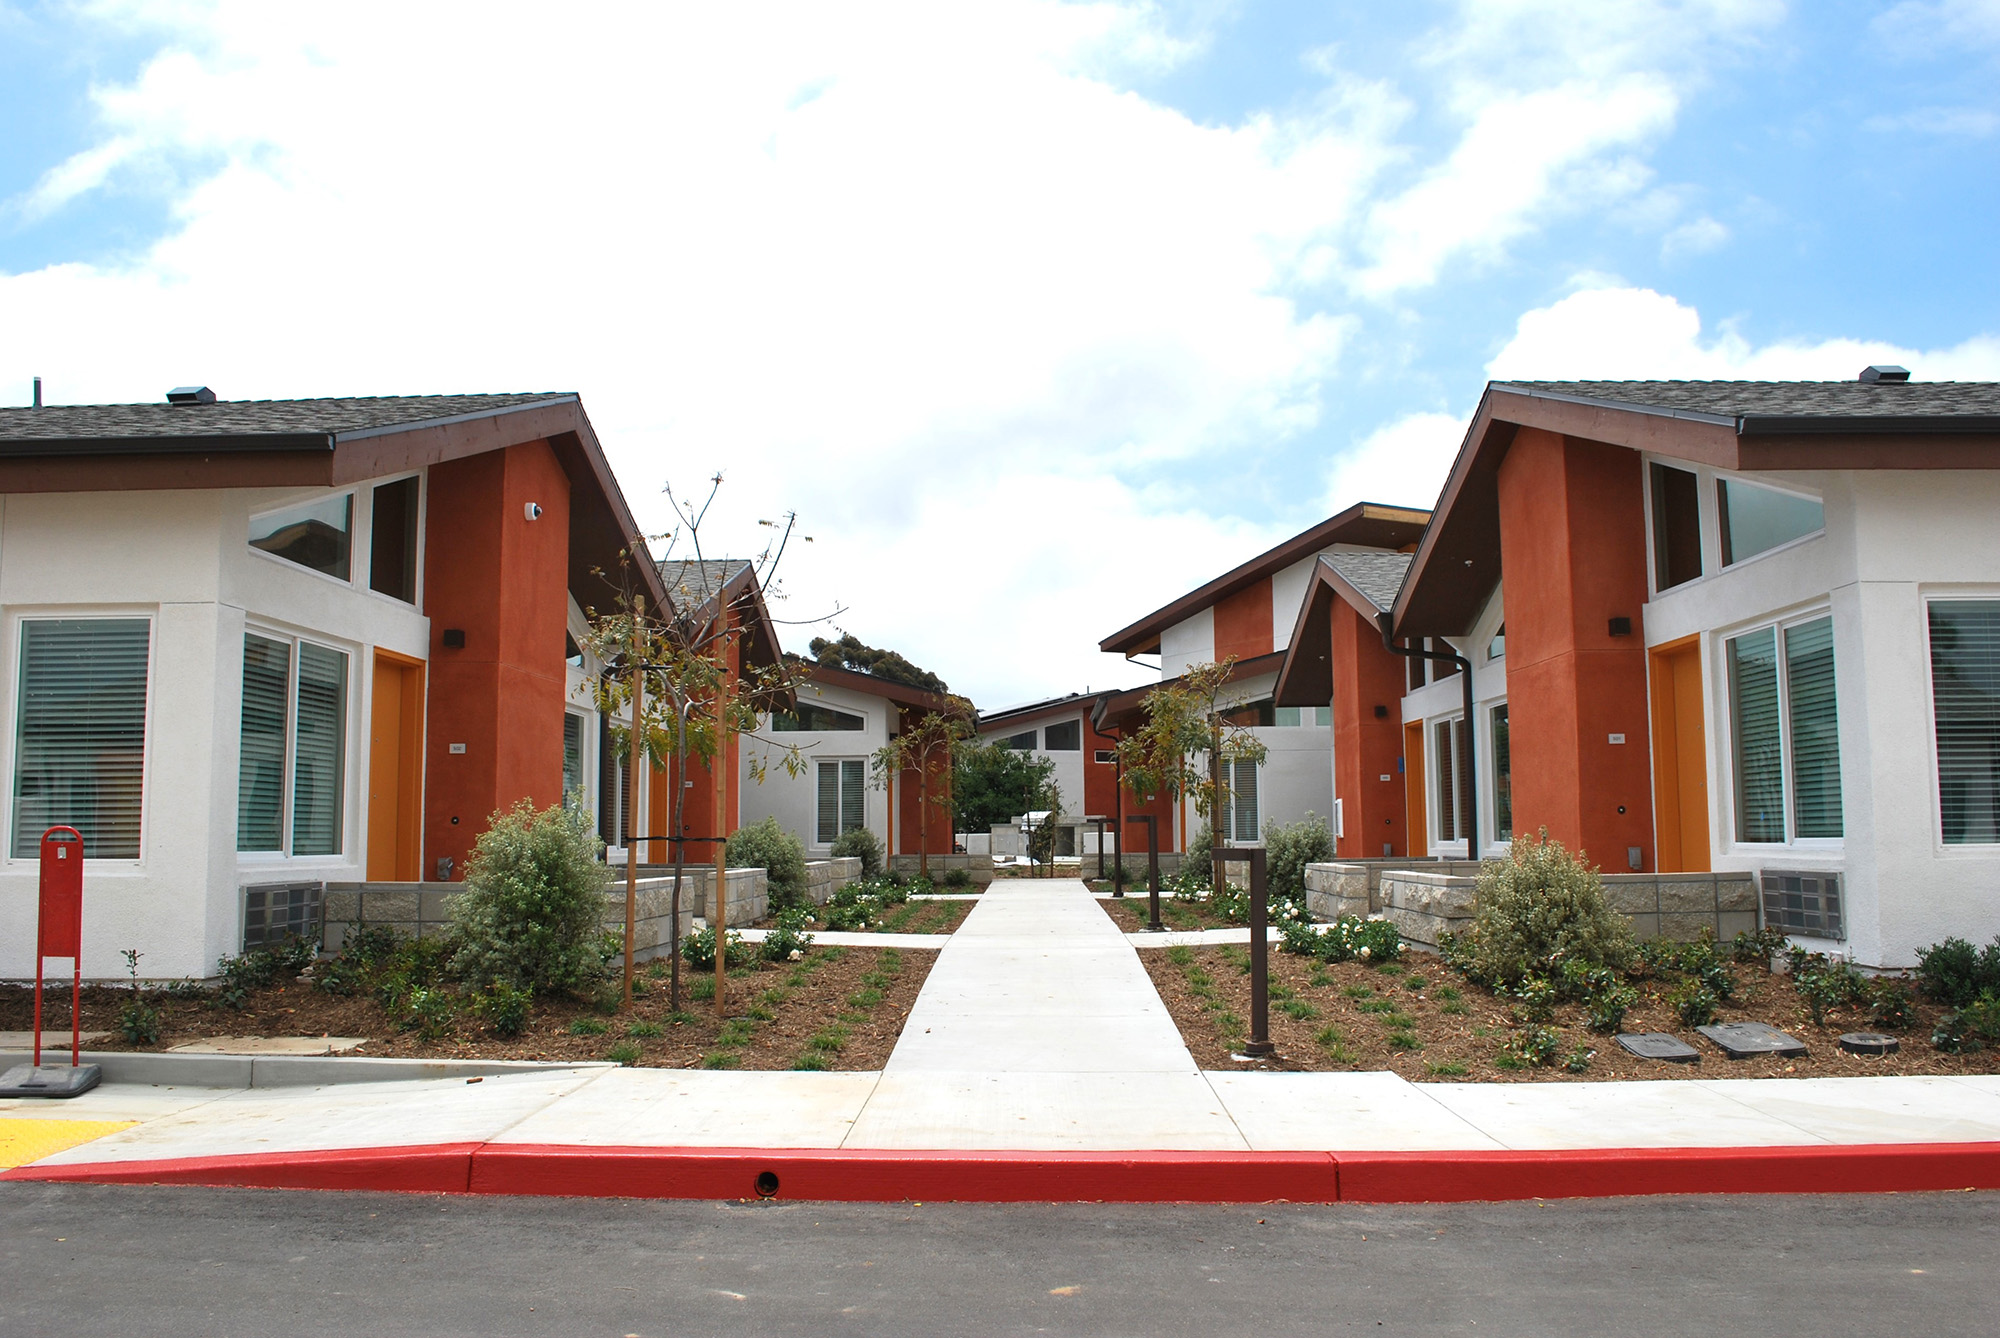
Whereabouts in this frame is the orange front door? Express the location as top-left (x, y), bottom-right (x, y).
top-left (1403, 720), bottom-right (1427, 857)
top-left (367, 653), bottom-right (425, 881)
top-left (1649, 638), bottom-right (1711, 873)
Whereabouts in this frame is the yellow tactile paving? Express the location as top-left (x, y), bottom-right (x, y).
top-left (0, 1118), bottom-right (137, 1169)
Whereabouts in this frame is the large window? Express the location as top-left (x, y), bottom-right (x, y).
top-left (772, 704), bottom-right (865, 732)
top-left (1490, 704), bottom-right (1512, 841)
top-left (1650, 462), bottom-right (1704, 591)
top-left (1726, 615), bottom-right (1841, 844)
top-left (1002, 730), bottom-right (1037, 751)
top-left (1043, 720), bottom-right (1082, 751)
top-left (13, 618), bottom-right (151, 859)
top-left (816, 759), bottom-right (866, 844)
top-left (369, 477), bottom-right (420, 603)
top-left (1433, 717), bottom-right (1466, 844)
top-left (1718, 479), bottom-right (1824, 566)
top-left (238, 632), bottom-right (348, 856)
top-left (1273, 706), bottom-right (1332, 726)
top-left (1222, 757), bottom-right (1260, 843)
top-left (1929, 600), bottom-right (2000, 844)
top-left (250, 494), bottom-right (352, 580)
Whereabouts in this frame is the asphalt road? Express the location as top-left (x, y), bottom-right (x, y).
top-left (1, 1184), bottom-right (1993, 1337)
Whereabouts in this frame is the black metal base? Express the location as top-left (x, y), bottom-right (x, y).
top-left (1238, 1041), bottom-right (1276, 1058)
top-left (0, 1062), bottom-right (102, 1098)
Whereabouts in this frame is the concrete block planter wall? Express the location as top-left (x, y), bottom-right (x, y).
top-left (802, 858), bottom-right (863, 906)
top-left (889, 853), bottom-right (996, 886)
top-left (1302, 863), bottom-right (1761, 951)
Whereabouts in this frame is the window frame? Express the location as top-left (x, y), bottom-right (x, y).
top-left (364, 471), bottom-right (426, 608)
top-left (246, 489), bottom-right (360, 588)
top-left (1717, 475), bottom-right (1827, 569)
top-left (814, 756), bottom-right (868, 847)
top-left (1642, 457), bottom-right (1827, 598)
top-left (237, 625), bottom-right (355, 863)
top-left (1220, 755), bottom-right (1261, 845)
top-left (1720, 608), bottom-right (1844, 852)
top-left (1922, 591), bottom-right (2000, 851)
top-left (7, 611), bottom-right (157, 866)
top-left (1489, 701), bottom-right (1512, 844)
top-left (1429, 713), bottom-right (1467, 853)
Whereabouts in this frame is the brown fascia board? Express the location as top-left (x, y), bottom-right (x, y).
top-left (1388, 383), bottom-right (2000, 640)
top-left (1097, 502), bottom-right (1431, 656)
top-left (798, 661), bottom-right (963, 717)
top-left (1088, 650), bottom-right (1290, 735)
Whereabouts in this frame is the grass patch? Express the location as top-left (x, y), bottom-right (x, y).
top-left (1357, 999), bottom-right (1396, 1014)
top-left (625, 1021), bottom-right (663, 1038)
top-left (1341, 985), bottom-right (1375, 1000)
top-left (1387, 1031), bottom-right (1422, 1051)
top-left (807, 1027), bottom-right (848, 1053)
top-left (791, 1052), bottom-right (829, 1071)
top-left (568, 1017), bottom-right (608, 1036)
top-left (1167, 945), bottom-right (1194, 967)
top-left (699, 1051), bottom-right (740, 1069)
top-left (1308, 971), bottom-right (1333, 988)
top-left (605, 1041), bottom-right (642, 1065)
top-left (1403, 975), bottom-right (1429, 992)
top-left (1440, 999), bottom-right (1469, 1016)
top-left (1426, 1061), bottom-right (1469, 1076)
top-left (1278, 1000), bottom-right (1320, 1020)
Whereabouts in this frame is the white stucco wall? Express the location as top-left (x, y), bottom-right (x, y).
top-left (974, 710), bottom-right (1088, 818)
top-left (0, 479), bottom-right (435, 980)
top-left (738, 680), bottom-right (892, 858)
top-left (1398, 583), bottom-right (1510, 860)
top-left (1159, 606), bottom-right (1215, 681)
top-left (1641, 462), bottom-right (2000, 967)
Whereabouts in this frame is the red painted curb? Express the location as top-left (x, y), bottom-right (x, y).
top-left (2, 1143), bottom-right (478, 1194)
top-left (469, 1146), bottom-right (1341, 1203)
top-left (1336, 1143), bottom-right (2000, 1202)
top-left (9, 1141), bottom-right (2000, 1203)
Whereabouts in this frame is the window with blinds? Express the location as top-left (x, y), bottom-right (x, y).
top-left (1225, 757), bottom-right (1259, 843)
top-left (236, 632), bottom-right (348, 856)
top-left (816, 759), bottom-right (866, 844)
top-left (1929, 600), bottom-right (2000, 845)
top-left (13, 618), bottom-right (151, 859)
top-left (1727, 614), bottom-right (1841, 844)
top-left (1490, 704), bottom-right (1512, 841)
top-left (1433, 717), bottom-right (1464, 844)
top-left (562, 713), bottom-right (585, 808)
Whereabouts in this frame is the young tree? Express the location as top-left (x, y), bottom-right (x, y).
top-left (1111, 658), bottom-right (1268, 890)
top-left (583, 475), bottom-right (831, 1014)
top-left (871, 699), bottom-right (975, 880)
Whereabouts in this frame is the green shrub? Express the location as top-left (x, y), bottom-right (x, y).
top-left (1731, 926), bottom-right (1789, 965)
top-left (1931, 992), bottom-right (2000, 1053)
top-left (1457, 832), bottom-right (1634, 987)
top-left (1182, 824), bottom-right (1213, 882)
top-left (829, 826), bottom-right (882, 877)
top-left (1562, 1045), bottom-right (1593, 1074)
top-left (1915, 935), bottom-right (2000, 1008)
top-left (940, 867), bottom-right (972, 889)
top-left (679, 924), bottom-right (755, 972)
top-left (1586, 982), bottom-right (1639, 1034)
top-left (1794, 958), bottom-right (1865, 1026)
top-left (1867, 979), bottom-right (1915, 1031)
top-left (474, 980), bottom-right (531, 1038)
top-left (1504, 1025), bottom-right (1561, 1067)
top-left (1307, 915), bottom-right (1404, 965)
top-left (1263, 812), bottom-right (1334, 911)
top-left (447, 799), bottom-right (609, 995)
top-left (761, 907), bottom-right (817, 963)
top-left (1669, 979), bottom-right (1719, 1028)
top-left (1510, 975), bottom-right (1559, 1024)
top-left (400, 987), bottom-right (458, 1040)
top-left (728, 816), bottom-right (810, 913)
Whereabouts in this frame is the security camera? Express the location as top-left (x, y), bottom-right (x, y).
top-left (524, 502), bottom-right (543, 521)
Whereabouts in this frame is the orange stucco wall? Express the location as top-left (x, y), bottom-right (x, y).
top-left (1331, 599), bottom-right (1410, 859)
top-left (1496, 427), bottom-right (1655, 871)
top-left (653, 622), bottom-right (745, 857)
top-left (422, 440), bottom-right (572, 877)
top-left (894, 706), bottom-right (956, 855)
top-left (1214, 577), bottom-right (1274, 664)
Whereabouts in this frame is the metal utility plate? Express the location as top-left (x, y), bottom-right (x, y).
top-left (0, 1063), bottom-right (102, 1098)
top-left (1696, 1022), bottom-right (1808, 1060)
top-left (1838, 1032), bottom-right (1900, 1056)
top-left (1614, 1032), bottom-right (1701, 1063)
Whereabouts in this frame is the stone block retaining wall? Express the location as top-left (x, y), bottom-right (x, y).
top-left (1312, 863), bottom-right (1761, 951)
top-left (889, 853), bottom-right (996, 886)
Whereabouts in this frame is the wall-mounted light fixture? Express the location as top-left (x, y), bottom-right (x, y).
top-left (524, 502), bottom-right (544, 521)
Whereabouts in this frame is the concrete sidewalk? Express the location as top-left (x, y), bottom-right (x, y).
top-left (5, 880), bottom-right (2000, 1201)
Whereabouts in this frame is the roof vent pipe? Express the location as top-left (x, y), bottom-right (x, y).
top-left (166, 385), bottom-right (217, 405)
top-left (32, 377), bottom-right (40, 409)
top-left (1858, 365), bottom-right (1910, 383)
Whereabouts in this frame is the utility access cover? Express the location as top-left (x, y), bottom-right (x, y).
top-left (1615, 1032), bottom-right (1700, 1063)
top-left (1697, 1022), bottom-right (1808, 1060)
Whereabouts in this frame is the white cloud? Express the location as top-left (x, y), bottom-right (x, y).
top-left (1873, 0), bottom-right (2000, 57)
top-left (1865, 106), bottom-right (2000, 136)
top-left (1322, 411), bottom-right (1465, 516)
top-left (1487, 285), bottom-right (2000, 381)
top-left (1661, 214), bottom-right (1729, 260)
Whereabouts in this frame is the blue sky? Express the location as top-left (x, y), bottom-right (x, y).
top-left (1, 1), bottom-right (1996, 707)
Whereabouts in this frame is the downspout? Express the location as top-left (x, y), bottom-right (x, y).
top-left (1376, 612), bottom-right (1478, 860)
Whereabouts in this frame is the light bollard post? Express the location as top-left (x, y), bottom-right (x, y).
top-left (1127, 814), bottom-right (1163, 932)
top-left (1212, 846), bottom-right (1273, 1058)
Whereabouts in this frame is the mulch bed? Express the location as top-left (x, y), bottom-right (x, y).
top-left (1096, 892), bottom-right (1239, 934)
top-left (0, 944), bottom-right (934, 1072)
top-left (763, 899), bottom-right (973, 935)
top-left (1140, 944), bottom-right (2000, 1082)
